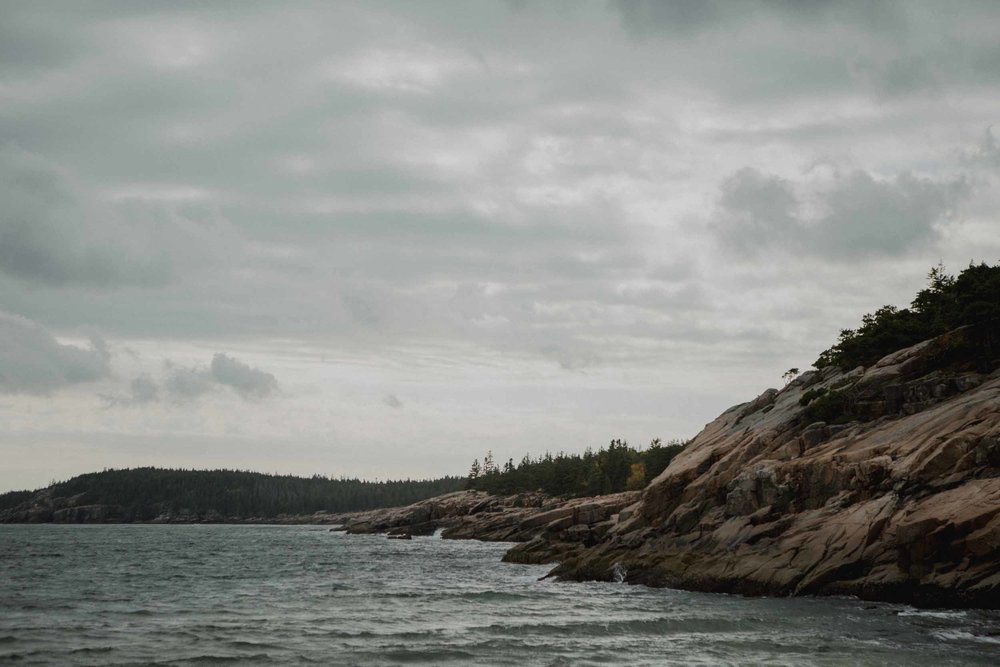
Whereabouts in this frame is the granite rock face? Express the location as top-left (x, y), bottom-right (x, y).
top-left (517, 335), bottom-right (1000, 608)
top-left (331, 489), bottom-right (640, 549)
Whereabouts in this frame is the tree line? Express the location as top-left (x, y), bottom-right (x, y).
top-left (466, 438), bottom-right (687, 497)
top-left (815, 262), bottom-right (1000, 370)
top-left (1, 468), bottom-right (466, 521)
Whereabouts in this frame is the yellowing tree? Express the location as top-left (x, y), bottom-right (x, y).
top-left (626, 462), bottom-right (646, 491)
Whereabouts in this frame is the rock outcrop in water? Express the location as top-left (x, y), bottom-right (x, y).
top-left (508, 330), bottom-right (1000, 608)
top-left (332, 489), bottom-right (641, 547)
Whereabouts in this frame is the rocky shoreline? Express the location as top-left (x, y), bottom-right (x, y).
top-left (0, 493), bottom-right (350, 525)
top-left (337, 335), bottom-right (1000, 609)
top-left (511, 334), bottom-right (1000, 609)
top-left (328, 488), bottom-right (640, 549)
top-left (330, 331), bottom-right (1000, 609)
top-left (0, 484), bottom-right (640, 543)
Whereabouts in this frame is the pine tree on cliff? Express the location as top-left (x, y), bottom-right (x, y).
top-left (467, 459), bottom-right (481, 489)
top-left (814, 262), bottom-right (1000, 370)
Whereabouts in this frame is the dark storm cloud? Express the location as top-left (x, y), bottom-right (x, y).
top-left (713, 167), bottom-right (969, 258)
top-left (0, 311), bottom-right (110, 394)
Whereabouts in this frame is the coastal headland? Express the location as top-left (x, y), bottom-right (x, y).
top-left (327, 325), bottom-right (1000, 608)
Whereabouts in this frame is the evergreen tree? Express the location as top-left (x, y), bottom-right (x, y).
top-left (814, 262), bottom-right (1000, 370)
top-left (466, 438), bottom-right (687, 498)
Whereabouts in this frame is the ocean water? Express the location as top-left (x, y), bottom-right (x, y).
top-left (1, 525), bottom-right (998, 666)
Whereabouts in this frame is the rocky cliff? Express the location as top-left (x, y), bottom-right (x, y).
top-left (509, 331), bottom-right (1000, 608)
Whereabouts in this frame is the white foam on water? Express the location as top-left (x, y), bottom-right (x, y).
top-left (932, 630), bottom-right (1000, 645)
top-left (897, 608), bottom-right (968, 620)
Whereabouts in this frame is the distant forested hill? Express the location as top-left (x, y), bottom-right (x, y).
top-left (0, 468), bottom-right (465, 522)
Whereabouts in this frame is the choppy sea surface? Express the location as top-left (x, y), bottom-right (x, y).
top-left (1, 525), bottom-right (999, 666)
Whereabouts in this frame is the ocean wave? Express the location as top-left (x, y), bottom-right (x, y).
top-left (478, 615), bottom-right (771, 638)
top-left (376, 648), bottom-right (478, 663)
top-left (897, 608), bottom-right (968, 620)
top-left (68, 646), bottom-right (114, 654)
top-left (158, 653), bottom-right (276, 664)
top-left (933, 630), bottom-right (1000, 645)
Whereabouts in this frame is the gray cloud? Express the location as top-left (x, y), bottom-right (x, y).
top-left (0, 147), bottom-right (171, 287)
top-left (163, 354), bottom-right (278, 401)
top-left (714, 169), bottom-right (799, 254)
top-left (713, 167), bottom-right (968, 258)
top-left (0, 310), bottom-right (109, 394)
top-left (817, 171), bottom-right (968, 256)
top-left (613, 0), bottom-right (907, 36)
top-left (129, 374), bottom-right (160, 403)
top-left (964, 127), bottom-right (1000, 170)
top-left (0, 2), bottom-right (995, 370)
top-left (100, 373), bottom-right (160, 407)
top-left (210, 353), bottom-right (278, 399)
top-left (614, 0), bottom-right (724, 37)
top-left (851, 54), bottom-right (939, 97)
top-left (608, 0), bottom-right (1000, 104)
top-left (0, 0), bottom-right (994, 366)
top-left (163, 363), bottom-right (214, 400)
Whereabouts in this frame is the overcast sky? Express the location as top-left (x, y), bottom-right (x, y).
top-left (3, 1), bottom-right (1000, 492)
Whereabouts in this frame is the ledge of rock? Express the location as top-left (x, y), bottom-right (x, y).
top-left (330, 489), bottom-right (641, 547)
